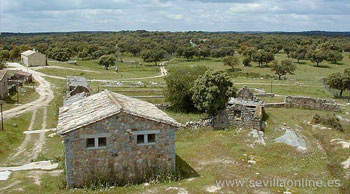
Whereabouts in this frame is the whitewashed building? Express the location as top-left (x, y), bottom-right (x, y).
top-left (21, 49), bottom-right (47, 67)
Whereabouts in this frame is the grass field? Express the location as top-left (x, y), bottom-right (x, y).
top-left (1, 52), bottom-right (350, 193)
top-left (2, 86), bottom-right (39, 111)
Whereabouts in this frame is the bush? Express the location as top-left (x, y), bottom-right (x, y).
top-left (164, 65), bottom-right (208, 112)
top-left (191, 70), bottom-right (235, 116)
top-left (311, 113), bottom-right (343, 132)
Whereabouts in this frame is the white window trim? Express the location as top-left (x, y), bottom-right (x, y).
top-left (135, 130), bottom-right (160, 146)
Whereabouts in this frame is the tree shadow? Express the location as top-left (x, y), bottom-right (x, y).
top-left (226, 68), bottom-right (242, 73)
top-left (175, 155), bottom-right (200, 179)
top-left (3, 96), bottom-right (17, 105)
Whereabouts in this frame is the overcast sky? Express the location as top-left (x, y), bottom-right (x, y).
top-left (1, 0), bottom-right (349, 32)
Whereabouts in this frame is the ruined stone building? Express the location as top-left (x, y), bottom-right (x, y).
top-left (21, 49), bottom-right (47, 67)
top-left (66, 76), bottom-right (91, 97)
top-left (57, 90), bottom-right (180, 187)
top-left (0, 70), bottom-right (9, 99)
top-left (213, 86), bottom-right (265, 131)
top-left (12, 71), bottom-right (33, 83)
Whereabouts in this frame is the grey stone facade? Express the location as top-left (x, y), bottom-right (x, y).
top-left (58, 90), bottom-right (180, 187)
top-left (63, 112), bottom-right (176, 187)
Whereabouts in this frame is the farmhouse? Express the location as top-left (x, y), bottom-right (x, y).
top-left (21, 49), bottom-right (47, 67)
top-left (213, 86), bottom-right (265, 131)
top-left (12, 71), bottom-right (33, 83)
top-left (0, 70), bottom-right (9, 99)
top-left (57, 90), bottom-right (180, 187)
top-left (67, 76), bottom-right (91, 97)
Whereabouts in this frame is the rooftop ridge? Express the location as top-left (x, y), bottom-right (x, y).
top-left (105, 89), bottom-right (124, 110)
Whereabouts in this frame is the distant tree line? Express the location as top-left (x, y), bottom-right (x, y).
top-left (1, 31), bottom-right (349, 65)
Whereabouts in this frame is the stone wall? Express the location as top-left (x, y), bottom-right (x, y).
top-left (264, 103), bottom-right (286, 108)
top-left (213, 104), bottom-right (264, 131)
top-left (284, 96), bottom-right (340, 112)
top-left (255, 93), bottom-right (275, 98)
top-left (63, 112), bottom-right (176, 187)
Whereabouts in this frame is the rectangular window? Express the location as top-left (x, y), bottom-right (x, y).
top-left (85, 137), bottom-right (107, 149)
top-left (86, 138), bottom-right (95, 148)
top-left (148, 134), bottom-right (156, 143)
top-left (98, 137), bottom-right (107, 147)
top-left (137, 135), bottom-right (145, 144)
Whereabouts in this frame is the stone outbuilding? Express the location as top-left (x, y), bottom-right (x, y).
top-left (21, 49), bottom-right (47, 67)
top-left (213, 86), bottom-right (265, 131)
top-left (57, 90), bottom-right (181, 187)
top-left (67, 76), bottom-right (92, 97)
top-left (0, 70), bottom-right (9, 99)
top-left (12, 71), bottom-right (33, 83)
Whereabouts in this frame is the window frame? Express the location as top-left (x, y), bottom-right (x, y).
top-left (81, 133), bottom-right (110, 150)
top-left (134, 130), bottom-right (160, 146)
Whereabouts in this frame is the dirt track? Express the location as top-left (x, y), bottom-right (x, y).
top-left (3, 63), bottom-right (54, 120)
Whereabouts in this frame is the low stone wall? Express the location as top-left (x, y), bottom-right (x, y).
top-left (284, 96), bottom-right (340, 112)
top-left (264, 96), bottom-right (340, 112)
top-left (265, 103), bottom-right (286, 108)
top-left (255, 93), bottom-right (275, 98)
top-left (183, 119), bottom-right (213, 129)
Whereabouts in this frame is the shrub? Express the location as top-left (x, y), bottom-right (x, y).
top-left (164, 65), bottom-right (208, 112)
top-left (191, 70), bottom-right (235, 116)
top-left (311, 114), bottom-right (343, 132)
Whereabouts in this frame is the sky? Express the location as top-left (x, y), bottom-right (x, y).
top-left (1, 0), bottom-right (350, 32)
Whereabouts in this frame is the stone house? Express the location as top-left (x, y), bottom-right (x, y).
top-left (67, 76), bottom-right (92, 97)
top-left (213, 86), bottom-right (265, 131)
top-left (0, 70), bottom-right (9, 99)
top-left (12, 71), bottom-right (33, 83)
top-left (21, 49), bottom-right (47, 67)
top-left (57, 90), bottom-right (181, 187)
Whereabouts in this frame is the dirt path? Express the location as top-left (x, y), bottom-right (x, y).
top-left (6, 110), bottom-right (37, 164)
top-left (31, 107), bottom-right (48, 162)
top-left (0, 63), bottom-right (57, 187)
top-left (31, 65), bottom-right (100, 73)
top-left (3, 63), bottom-right (54, 120)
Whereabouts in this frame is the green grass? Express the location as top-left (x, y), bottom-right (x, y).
top-left (39, 56), bottom-right (161, 81)
top-left (0, 112), bottom-right (32, 164)
top-left (2, 86), bottom-right (40, 111)
top-left (2, 53), bottom-right (350, 193)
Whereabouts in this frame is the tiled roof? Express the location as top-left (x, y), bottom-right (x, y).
top-left (0, 70), bottom-right (7, 81)
top-left (14, 70), bottom-right (32, 76)
top-left (21, 50), bottom-right (36, 56)
top-left (57, 90), bottom-right (181, 135)
top-left (63, 92), bottom-right (89, 106)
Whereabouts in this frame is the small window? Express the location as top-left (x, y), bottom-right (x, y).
top-left (98, 137), bottom-right (107, 147)
top-left (86, 138), bottom-right (95, 148)
top-left (234, 110), bottom-right (242, 118)
top-left (148, 134), bottom-right (156, 143)
top-left (137, 135), bottom-right (145, 144)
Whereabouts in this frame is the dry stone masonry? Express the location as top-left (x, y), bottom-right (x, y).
top-left (265, 96), bottom-right (341, 112)
top-left (58, 90), bottom-right (181, 187)
top-left (213, 86), bottom-right (266, 131)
